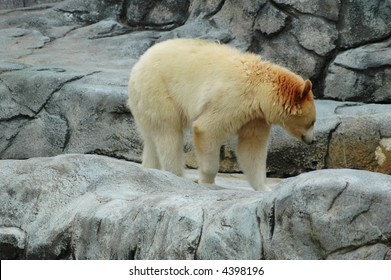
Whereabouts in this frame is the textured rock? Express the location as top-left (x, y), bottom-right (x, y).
top-left (254, 3), bottom-right (288, 36)
top-left (1, 0), bottom-right (390, 93)
top-left (1, 0), bottom-right (391, 262)
top-left (324, 38), bottom-right (391, 103)
top-left (0, 67), bottom-right (141, 161)
top-left (209, 0), bottom-right (266, 49)
top-left (254, 33), bottom-right (322, 79)
top-left (0, 0), bottom-right (63, 9)
top-left (0, 1), bottom-right (390, 175)
top-left (327, 104), bottom-right (391, 173)
top-left (0, 227), bottom-right (26, 260)
top-left (0, 28), bottom-right (50, 59)
top-left (0, 154), bottom-right (390, 259)
top-left (272, 0), bottom-right (341, 21)
top-left (338, 0), bottom-right (391, 48)
top-left (291, 16), bottom-right (337, 56)
top-left (261, 169), bottom-right (391, 260)
top-left (125, 0), bottom-right (190, 30)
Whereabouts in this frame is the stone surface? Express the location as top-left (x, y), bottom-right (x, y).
top-left (0, 0), bottom-right (63, 9)
top-left (272, 0), bottom-right (341, 21)
top-left (327, 104), bottom-right (391, 173)
top-left (1, 0), bottom-right (391, 262)
top-left (338, 0), bottom-right (391, 48)
top-left (0, 67), bottom-right (141, 161)
top-left (1, 0), bottom-right (390, 176)
top-left (291, 15), bottom-right (337, 56)
top-left (324, 38), bottom-right (391, 103)
top-left (261, 169), bottom-right (391, 260)
top-left (0, 227), bottom-right (26, 260)
top-left (0, 154), bottom-right (390, 260)
top-left (254, 3), bottom-right (288, 36)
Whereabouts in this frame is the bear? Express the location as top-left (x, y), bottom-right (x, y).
top-left (128, 38), bottom-right (316, 191)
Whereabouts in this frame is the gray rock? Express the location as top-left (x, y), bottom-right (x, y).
top-left (157, 19), bottom-right (233, 44)
top-left (0, 67), bottom-right (141, 161)
top-left (0, 28), bottom-right (50, 59)
top-left (55, 0), bottom-right (123, 25)
top-left (255, 32), bottom-right (322, 79)
top-left (261, 169), bottom-right (391, 259)
top-left (0, 0), bottom-right (63, 9)
top-left (255, 3), bottom-right (288, 36)
top-left (272, 0), bottom-right (341, 21)
top-left (210, 0), bottom-right (267, 50)
top-left (0, 67), bottom-right (85, 120)
top-left (0, 0), bottom-right (390, 178)
top-left (188, 0), bottom-right (225, 20)
top-left (48, 75), bottom-right (141, 161)
top-left (338, 0), bottom-right (391, 48)
top-left (291, 15), bottom-right (338, 56)
top-left (1, 110), bottom-right (68, 158)
top-left (0, 227), bottom-right (26, 260)
top-left (1, 0), bottom-right (391, 262)
top-left (0, 154), bottom-right (390, 259)
top-left (0, 0), bottom-right (24, 9)
top-left (327, 103), bottom-right (391, 173)
top-left (324, 38), bottom-right (391, 103)
top-left (122, 0), bottom-right (190, 30)
top-left (332, 39), bottom-right (391, 70)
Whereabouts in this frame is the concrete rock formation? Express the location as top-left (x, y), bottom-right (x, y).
top-left (1, 155), bottom-right (390, 260)
top-left (0, 0), bottom-right (390, 259)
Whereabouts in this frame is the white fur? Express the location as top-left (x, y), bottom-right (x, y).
top-left (128, 39), bottom-right (316, 191)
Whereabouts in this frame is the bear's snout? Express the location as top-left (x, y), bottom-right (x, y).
top-left (302, 134), bottom-right (315, 145)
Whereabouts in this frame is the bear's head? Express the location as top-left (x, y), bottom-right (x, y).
top-left (281, 79), bottom-right (316, 144)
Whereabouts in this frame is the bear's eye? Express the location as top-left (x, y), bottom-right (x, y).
top-left (306, 120), bottom-right (315, 129)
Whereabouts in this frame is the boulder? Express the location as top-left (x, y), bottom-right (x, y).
top-left (1, 0), bottom-right (391, 262)
top-left (291, 15), bottom-right (337, 56)
top-left (261, 168), bottom-right (391, 260)
top-left (327, 103), bottom-right (391, 173)
top-left (253, 24), bottom-right (323, 80)
top-left (338, 0), bottom-right (391, 48)
top-left (324, 38), bottom-right (391, 103)
top-left (272, 0), bottom-right (340, 21)
top-left (254, 3), bottom-right (288, 36)
top-left (0, 66), bottom-right (141, 161)
top-left (0, 0), bottom-right (63, 9)
top-left (0, 154), bottom-right (390, 259)
top-left (1, 0), bottom-right (391, 178)
top-left (0, 227), bottom-right (26, 259)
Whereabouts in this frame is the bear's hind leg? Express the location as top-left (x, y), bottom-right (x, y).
top-left (192, 123), bottom-right (222, 185)
top-left (142, 134), bottom-right (161, 169)
top-left (237, 119), bottom-right (271, 191)
top-left (154, 128), bottom-right (184, 177)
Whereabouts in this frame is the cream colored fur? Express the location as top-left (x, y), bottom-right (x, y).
top-left (128, 39), bottom-right (316, 191)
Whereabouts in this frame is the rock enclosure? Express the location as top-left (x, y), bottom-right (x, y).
top-left (0, 0), bottom-right (390, 259)
top-left (1, 155), bottom-right (390, 260)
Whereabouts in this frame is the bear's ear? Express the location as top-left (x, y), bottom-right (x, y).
top-left (303, 79), bottom-right (312, 97)
top-left (296, 79), bottom-right (312, 102)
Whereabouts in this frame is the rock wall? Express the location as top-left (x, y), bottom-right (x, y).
top-left (1, 155), bottom-right (390, 260)
top-left (1, 0), bottom-right (391, 260)
top-left (1, 0), bottom-right (390, 176)
top-left (0, 0), bottom-right (63, 9)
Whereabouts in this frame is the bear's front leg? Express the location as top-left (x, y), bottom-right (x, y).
top-left (237, 119), bottom-right (271, 191)
top-left (192, 123), bottom-right (222, 185)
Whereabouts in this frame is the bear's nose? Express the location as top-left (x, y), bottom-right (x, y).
top-left (302, 134), bottom-right (316, 145)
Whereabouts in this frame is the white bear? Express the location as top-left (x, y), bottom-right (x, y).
top-left (128, 39), bottom-right (316, 191)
